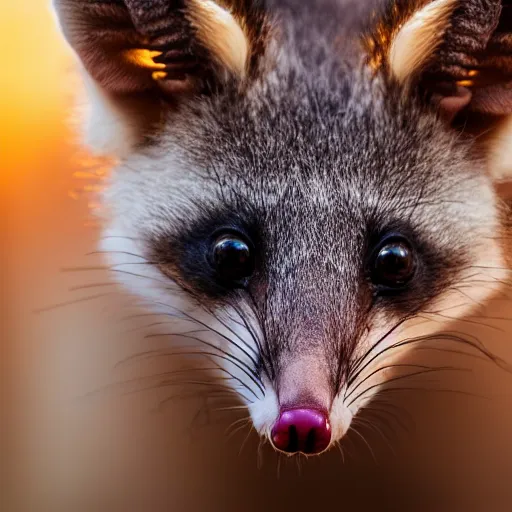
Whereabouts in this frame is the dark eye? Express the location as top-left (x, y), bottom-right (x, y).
top-left (211, 234), bottom-right (255, 284)
top-left (371, 237), bottom-right (416, 288)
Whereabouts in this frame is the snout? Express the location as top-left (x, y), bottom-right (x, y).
top-left (270, 408), bottom-right (331, 455)
top-left (248, 356), bottom-right (352, 456)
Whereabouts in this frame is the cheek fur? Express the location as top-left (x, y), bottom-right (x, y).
top-left (247, 378), bottom-right (280, 436)
top-left (342, 234), bottom-right (508, 423)
top-left (101, 226), bottom-right (267, 407)
top-left (418, 235), bottom-right (508, 331)
top-left (99, 224), bottom-right (178, 310)
top-left (330, 394), bottom-right (354, 441)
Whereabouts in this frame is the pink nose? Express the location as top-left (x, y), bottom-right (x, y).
top-left (271, 408), bottom-right (331, 454)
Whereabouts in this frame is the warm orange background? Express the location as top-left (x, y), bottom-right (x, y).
top-left (3, 2), bottom-right (512, 511)
top-left (2, 2), bottom-right (100, 509)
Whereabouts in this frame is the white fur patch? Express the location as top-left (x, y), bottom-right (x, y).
top-left (248, 379), bottom-right (280, 436)
top-left (389, 0), bottom-right (457, 84)
top-left (488, 116), bottom-right (512, 181)
top-left (330, 393), bottom-right (353, 442)
top-left (81, 71), bottom-right (138, 157)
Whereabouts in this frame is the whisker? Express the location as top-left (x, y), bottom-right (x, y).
top-left (467, 265), bottom-right (512, 272)
top-left (336, 441), bottom-right (345, 464)
top-left (146, 333), bottom-right (264, 396)
top-left (353, 415), bottom-right (397, 457)
top-left (68, 282), bottom-right (118, 292)
top-left (225, 416), bottom-right (251, 437)
top-left (206, 306), bottom-right (260, 360)
top-left (228, 302), bottom-right (266, 356)
top-left (470, 314), bottom-right (512, 321)
top-left (61, 266), bottom-right (111, 273)
top-left (114, 349), bottom-right (166, 369)
top-left (110, 269), bottom-right (171, 285)
top-left (257, 438), bottom-right (265, 470)
top-left (348, 423), bottom-right (377, 463)
top-left (390, 332), bottom-right (509, 370)
top-left (34, 291), bottom-right (119, 313)
top-left (86, 250), bottom-right (148, 260)
top-left (354, 385), bottom-right (488, 407)
top-left (347, 317), bottom-right (411, 385)
top-left (348, 331), bottom-right (509, 391)
top-left (84, 375), bottom-right (238, 398)
top-left (115, 347), bottom-right (260, 400)
top-left (345, 363), bottom-right (459, 401)
top-left (123, 321), bottom-right (209, 335)
top-left (215, 405), bottom-right (249, 412)
top-left (239, 425), bottom-right (254, 456)
top-left (276, 454), bottom-right (282, 479)
top-left (450, 287), bottom-right (487, 307)
top-left (226, 419), bottom-right (251, 442)
top-left (82, 376), bottom-right (253, 405)
top-left (410, 345), bottom-right (493, 363)
top-left (155, 390), bottom-right (238, 412)
top-left (147, 303), bottom-right (261, 370)
top-left (90, 367), bottom-right (225, 391)
top-left (99, 235), bottom-right (138, 241)
top-left (418, 312), bottom-right (504, 333)
top-left (115, 312), bottom-right (167, 325)
top-left (347, 367), bottom-right (472, 408)
top-left (363, 405), bottom-right (410, 435)
top-left (61, 261), bottom-right (157, 273)
top-left (366, 398), bottom-right (415, 432)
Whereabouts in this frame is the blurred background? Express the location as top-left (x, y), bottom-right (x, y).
top-left (3, 1), bottom-right (512, 511)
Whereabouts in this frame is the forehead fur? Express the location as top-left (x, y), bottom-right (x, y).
top-left (105, 59), bottom-right (495, 238)
top-left (100, 1), bottom-right (500, 259)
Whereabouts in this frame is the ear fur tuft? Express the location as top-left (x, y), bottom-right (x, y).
top-left (389, 0), bottom-right (457, 84)
top-left (367, 0), bottom-right (512, 120)
top-left (54, 0), bottom-right (268, 155)
top-left (187, 0), bottom-right (250, 79)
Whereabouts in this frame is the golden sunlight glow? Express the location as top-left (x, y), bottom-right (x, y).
top-left (123, 49), bottom-right (166, 70)
top-left (456, 70), bottom-right (479, 88)
top-left (363, 21), bottom-right (394, 73)
top-left (1, 2), bottom-right (72, 182)
top-left (152, 71), bottom-right (168, 81)
top-left (1, 1), bottom-right (114, 219)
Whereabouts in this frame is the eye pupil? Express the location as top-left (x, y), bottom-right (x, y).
top-left (212, 235), bottom-right (254, 283)
top-left (372, 240), bottom-right (415, 288)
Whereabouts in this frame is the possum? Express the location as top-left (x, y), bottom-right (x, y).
top-left (53, 0), bottom-right (512, 456)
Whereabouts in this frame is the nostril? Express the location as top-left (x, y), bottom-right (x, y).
top-left (271, 408), bottom-right (331, 455)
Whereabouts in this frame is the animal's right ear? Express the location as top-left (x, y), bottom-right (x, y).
top-left (54, 0), bottom-right (269, 155)
top-left (365, 0), bottom-right (512, 122)
top-left (364, 0), bottom-right (512, 180)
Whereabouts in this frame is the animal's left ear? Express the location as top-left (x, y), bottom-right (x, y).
top-left (53, 0), bottom-right (269, 155)
top-left (366, 0), bottom-right (512, 123)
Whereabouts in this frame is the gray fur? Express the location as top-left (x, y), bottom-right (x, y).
top-left (57, 0), bottom-right (508, 449)
top-left (107, 1), bottom-right (498, 396)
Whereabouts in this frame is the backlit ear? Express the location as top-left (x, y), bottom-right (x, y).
top-left (388, 0), bottom-right (457, 85)
top-left (54, 0), bottom-right (268, 155)
top-left (366, 0), bottom-right (512, 122)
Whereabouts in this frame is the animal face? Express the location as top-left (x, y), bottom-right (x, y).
top-left (55, 0), bottom-right (512, 455)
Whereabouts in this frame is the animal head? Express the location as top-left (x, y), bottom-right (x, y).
top-left (54, 0), bottom-right (512, 455)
